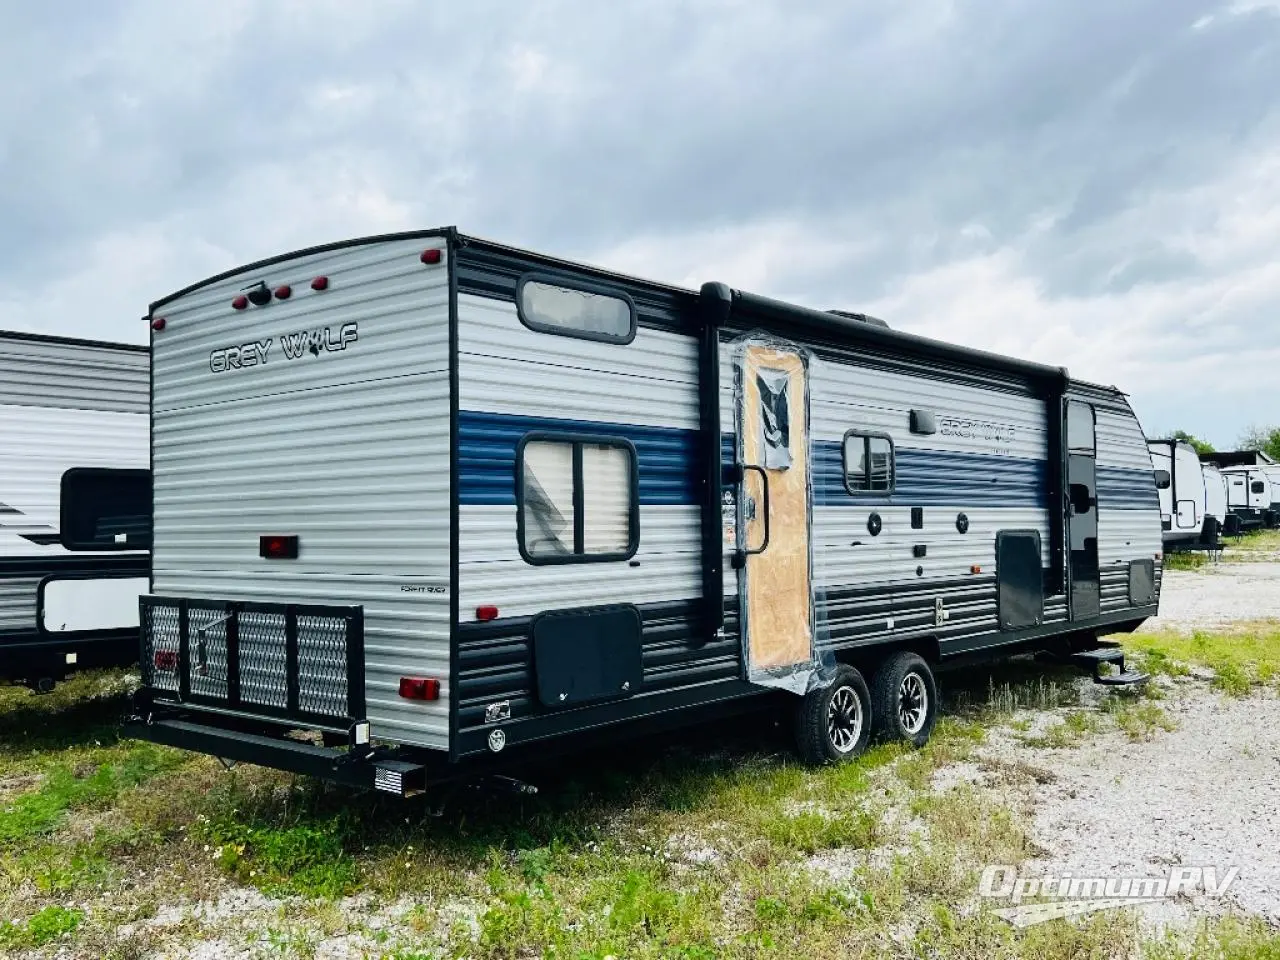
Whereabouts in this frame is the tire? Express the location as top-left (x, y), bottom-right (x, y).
top-left (794, 665), bottom-right (872, 765)
top-left (870, 651), bottom-right (939, 748)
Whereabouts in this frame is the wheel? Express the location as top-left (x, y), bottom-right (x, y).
top-left (870, 651), bottom-right (939, 748)
top-left (794, 665), bottom-right (872, 764)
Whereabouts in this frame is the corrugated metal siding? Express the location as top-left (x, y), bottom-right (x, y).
top-left (0, 404), bottom-right (149, 558)
top-left (0, 576), bottom-right (38, 630)
top-left (455, 293), bottom-right (703, 621)
top-left (150, 236), bottom-right (451, 750)
top-left (0, 335), bottom-right (147, 413)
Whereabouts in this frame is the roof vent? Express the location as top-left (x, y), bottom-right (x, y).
top-left (826, 309), bottom-right (889, 328)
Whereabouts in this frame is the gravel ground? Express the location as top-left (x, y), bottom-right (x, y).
top-left (1139, 564), bottom-right (1280, 631)
top-left (958, 562), bottom-right (1280, 928)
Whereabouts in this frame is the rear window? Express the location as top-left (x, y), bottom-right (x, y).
top-left (517, 276), bottom-right (636, 344)
top-left (60, 468), bottom-right (151, 550)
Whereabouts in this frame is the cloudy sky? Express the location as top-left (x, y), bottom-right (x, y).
top-left (1, 0), bottom-right (1277, 446)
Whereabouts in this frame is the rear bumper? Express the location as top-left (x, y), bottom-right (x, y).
top-left (125, 712), bottom-right (429, 797)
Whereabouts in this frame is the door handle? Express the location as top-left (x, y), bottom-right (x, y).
top-left (739, 463), bottom-right (771, 561)
top-left (742, 463), bottom-right (768, 555)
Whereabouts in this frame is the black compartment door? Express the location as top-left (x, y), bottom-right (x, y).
top-left (1067, 453), bottom-right (1101, 620)
top-left (532, 604), bottom-right (643, 708)
top-left (997, 530), bottom-right (1044, 630)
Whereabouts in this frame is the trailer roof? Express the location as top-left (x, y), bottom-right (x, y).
top-left (0, 329), bottom-right (148, 354)
top-left (150, 228), bottom-right (1113, 394)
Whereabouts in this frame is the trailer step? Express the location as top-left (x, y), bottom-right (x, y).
top-left (1069, 647), bottom-right (1148, 686)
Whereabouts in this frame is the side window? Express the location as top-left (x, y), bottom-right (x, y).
top-left (517, 276), bottom-right (636, 344)
top-left (60, 468), bottom-right (151, 551)
top-left (1066, 401), bottom-right (1096, 454)
top-left (843, 432), bottom-right (895, 493)
top-left (518, 435), bottom-right (638, 563)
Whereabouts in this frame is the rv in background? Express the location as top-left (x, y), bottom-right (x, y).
top-left (1222, 466), bottom-right (1272, 531)
top-left (1147, 439), bottom-right (1206, 551)
top-left (0, 332), bottom-right (150, 690)
top-left (127, 230), bottom-right (1161, 794)
top-left (1202, 463), bottom-right (1230, 541)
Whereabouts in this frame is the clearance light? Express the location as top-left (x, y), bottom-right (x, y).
top-left (232, 295), bottom-right (249, 310)
top-left (274, 284), bottom-right (292, 300)
top-left (151, 317), bottom-right (167, 331)
top-left (310, 276), bottom-right (330, 291)
top-left (259, 535), bottom-right (299, 559)
top-left (969, 565), bottom-right (982, 574)
top-left (420, 248), bottom-right (442, 265)
top-left (475, 605), bottom-right (499, 622)
top-left (399, 677), bottom-right (441, 701)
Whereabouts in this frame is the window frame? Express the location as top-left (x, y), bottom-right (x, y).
top-left (841, 429), bottom-right (896, 495)
top-left (515, 273), bottom-right (638, 345)
top-left (59, 467), bottom-right (152, 551)
top-left (516, 432), bottom-right (640, 565)
top-left (1066, 400), bottom-right (1096, 455)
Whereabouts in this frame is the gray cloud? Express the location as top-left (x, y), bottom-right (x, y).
top-left (1, 0), bottom-right (1278, 446)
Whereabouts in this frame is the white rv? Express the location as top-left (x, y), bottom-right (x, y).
top-left (1223, 466), bottom-right (1272, 530)
top-left (1202, 463), bottom-right (1229, 543)
top-left (1263, 465), bottom-right (1280, 528)
top-left (1146, 439), bottom-right (1207, 551)
top-left (127, 231), bottom-right (1162, 793)
top-left (0, 332), bottom-right (150, 688)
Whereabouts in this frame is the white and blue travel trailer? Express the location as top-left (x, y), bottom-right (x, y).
top-left (126, 231), bottom-right (1162, 793)
top-left (0, 332), bottom-right (150, 689)
top-left (1146, 439), bottom-right (1212, 551)
top-left (1223, 466), bottom-right (1273, 530)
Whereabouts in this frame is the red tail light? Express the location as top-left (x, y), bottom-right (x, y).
top-left (420, 248), bottom-right (442, 265)
top-left (151, 317), bottom-right (167, 331)
top-left (475, 605), bottom-right (499, 622)
top-left (399, 677), bottom-right (441, 701)
top-left (154, 650), bottom-right (177, 671)
top-left (260, 535), bottom-right (299, 559)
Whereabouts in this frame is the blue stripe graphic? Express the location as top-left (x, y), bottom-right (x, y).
top-left (458, 410), bottom-right (698, 506)
top-left (460, 410), bottom-right (1155, 510)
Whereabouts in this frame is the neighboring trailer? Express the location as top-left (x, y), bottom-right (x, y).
top-left (1223, 466), bottom-right (1271, 530)
top-left (1202, 463), bottom-right (1230, 541)
top-left (1147, 439), bottom-right (1212, 551)
top-left (0, 332), bottom-right (150, 687)
top-left (1263, 466), bottom-right (1280, 528)
top-left (127, 231), bottom-right (1162, 793)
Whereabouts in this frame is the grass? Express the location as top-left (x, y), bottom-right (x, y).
top-left (0, 653), bottom-right (1268, 958)
top-left (1222, 528), bottom-right (1280, 562)
top-left (1163, 551), bottom-right (1208, 571)
top-left (1125, 622), bottom-right (1280, 695)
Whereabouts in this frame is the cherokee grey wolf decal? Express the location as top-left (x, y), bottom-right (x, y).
top-left (209, 322), bottom-right (358, 374)
top-left (280, 322), bottom-right (358, 359)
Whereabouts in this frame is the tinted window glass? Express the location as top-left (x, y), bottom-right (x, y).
top-left (843, 433), bottom-right (894, 493)
top-left (518, 280), bottom-right (635, 343)
top-left (61, 469), bottom-right (151, 550)
top-left (1066, 401), bottom-right (1096, 453)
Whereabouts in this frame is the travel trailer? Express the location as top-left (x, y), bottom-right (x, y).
top-left (1223, 466), bottom-right (1272, 530)
top-left (126, 231), bottom-right (1163, 794)
top-left (1201, 463), bottom-right (1230, 543)
top-left (0, 332), bottom-right (150, 689)
top-left (1147, 439), bottom-right (1207, 551)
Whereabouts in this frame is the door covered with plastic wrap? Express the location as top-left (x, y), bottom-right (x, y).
top-left (733, 337), bottom-right (816, 693)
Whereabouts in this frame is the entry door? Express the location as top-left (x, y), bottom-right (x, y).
top-left (736, 343), bottom-right (813, 676)
top-left (1065, 401), bottom-right (1100, 620)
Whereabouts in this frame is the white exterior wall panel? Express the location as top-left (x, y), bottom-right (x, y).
top-left (150, 236), bottom-right (451, 750)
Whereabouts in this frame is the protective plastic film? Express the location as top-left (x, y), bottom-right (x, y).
top-left (732, 332), bottom-right (820, 695)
